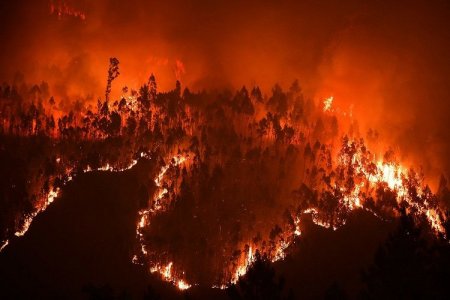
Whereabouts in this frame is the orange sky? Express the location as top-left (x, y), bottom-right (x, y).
top-left (1, 0), bottom-right (450, 184)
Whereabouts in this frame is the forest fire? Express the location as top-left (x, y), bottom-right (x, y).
top-left (0, 57), bottom-right (448, 290)
top-left (231, 246), bottom-right (256, 285)
top-left (149, 262), bottom-right (192, 290)
top-left (323, 96), bottom-right (334, 112)
top-left (14, 187), bottom-right (60, 237)
top-left (1, 1), bottom-right (450, 298)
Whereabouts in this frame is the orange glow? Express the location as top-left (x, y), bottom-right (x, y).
top-left (0, 240), bottom-right (9, 252)
top-left (1, 2), bottom-right (449, 296)
top-left (49, 0), bottom-right (86, 21)
top-left (323, 96), bottom-right (334, 112)
top-left (134, 154), bottom-right (192, 290)
top-left (231, 246), bottom-right (256, 284)
top-left (0, 62), bottom-right (447, 288)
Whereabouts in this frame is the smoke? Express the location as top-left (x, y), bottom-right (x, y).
top-left (1, 0), bottom-right (450, 181)
top-left (315, 0), bottom-right (450, 185)
top-left (0, 0), bottom-right (354, 92)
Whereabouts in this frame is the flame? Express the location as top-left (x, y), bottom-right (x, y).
top-left (11, 154), bottom-right (143, 242)
top-left (133, 138), bottom-right (447, 289)
top-left (330, 138), bottom-right (446, 235)
top-left (6, 151), bottom-right (145, 252)
top-left (134, 154), bottom-right (192, 290)
top-left (14, 186), bottom-right (61, 237)
top-left (0, 240), bottom-right (9, 252)
top-left (149, 262), bottom-right (192, 290)
top-left (83, 159), bottom-right (138, 173)
top-left (303, 208), bottom-right (339, 230)
top-left (294, 216), bottom-right (302, 236)
top-left (323, 96), bottom-right (333, 112)
top-left (231, 246), bottom-right (255, 284)
top-left (1, 71), bottom-right (447, 289)
top-left (177, 279), bottom-right (192, 290)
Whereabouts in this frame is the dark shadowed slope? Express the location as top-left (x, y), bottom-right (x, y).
top-left (275, 210), bottom-right (396, 299)
top-left (0, 158), bottom-right (396, 299)
top-left (0, 159), bottom-right (186, 299)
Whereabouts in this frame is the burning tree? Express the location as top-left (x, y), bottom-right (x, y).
top-left (105, 57), bottom-right (120, 102)
top-left (0, 60), bottom-right (449, 291)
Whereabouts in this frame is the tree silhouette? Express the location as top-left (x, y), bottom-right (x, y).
top-left (227, 252), bottom-right (294, 300)
top-left (324, 282), bottom-right (348, 300)
top-left (361, 210), bottom-right (450, 299)
top-left (105, 57), bottom-right (120, 102)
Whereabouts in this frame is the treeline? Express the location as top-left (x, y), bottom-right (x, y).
top-left (1, 59), bottom-right (449, 289)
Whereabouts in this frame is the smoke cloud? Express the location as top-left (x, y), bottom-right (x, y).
top-left (1, 0), bottom-right (450, 182)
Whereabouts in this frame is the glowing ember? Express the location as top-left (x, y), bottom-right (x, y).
top-left (47, 188), bottom-right (59, 205)
top-left (0, 240), bottom-right (8, 252)
top-left (177, 279), bottom-right (192, 290)
top-left (294, 216), bottom-right (302, 236)
top-left (15, 215), bottom-right (34, 237)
